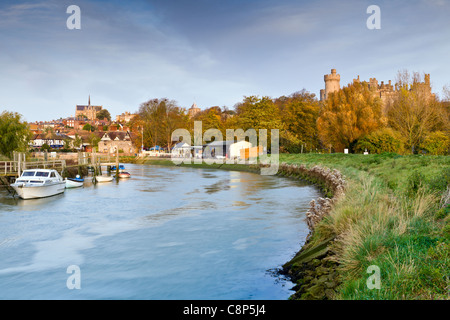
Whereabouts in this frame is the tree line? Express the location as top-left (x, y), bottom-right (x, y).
top-left (131, 70), bottom-right (449, 155)
top-left (1, 70), bottom-right (449, 158)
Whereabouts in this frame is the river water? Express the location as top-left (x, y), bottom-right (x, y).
top-left (0, 164), bottom-right (320, 300)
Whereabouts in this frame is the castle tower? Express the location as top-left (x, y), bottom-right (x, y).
top-left (188, 102), bottom-right (201, 118)
top-left (321, 69), bottom-right (340, 101)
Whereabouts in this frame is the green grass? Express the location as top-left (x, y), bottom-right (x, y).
top-left (280, 153), bottom-right (449, 300)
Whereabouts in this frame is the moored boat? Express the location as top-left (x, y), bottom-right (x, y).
top-left (65, 175), bottom-right (84, 189)
top-left (117, 172), bottom-right (131, 179)
top-left (111, 164), bottom-right (125, 172)
top-left (95, 175), bottom-right (114, 183)
top-left (10, 169), bottom-right (66, 200)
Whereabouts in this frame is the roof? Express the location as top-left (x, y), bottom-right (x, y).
top-left (173, 142), bottom-right (190, 148)
top-left (206, 140), bottom-right (251, 146)
top-left (101, 131), bottom-right (131, 141)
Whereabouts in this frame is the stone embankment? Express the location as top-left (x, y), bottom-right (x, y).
top-left (277, 163), bottom-right (346, 300)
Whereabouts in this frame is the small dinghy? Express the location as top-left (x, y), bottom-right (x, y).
top-left (95, 175), bottom-right (114, 183)
top-left (65, 175), bottom-right (84, 189)
top-left (117, 172), bottom-right (131, 179)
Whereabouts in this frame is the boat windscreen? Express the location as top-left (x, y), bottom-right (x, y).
top-left (22, 171), bottom-right (36, 177)
top-left (35, 172), bottom-right (50, 177)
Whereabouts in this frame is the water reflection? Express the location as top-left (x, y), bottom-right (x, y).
top-left (0, 164), bottom-right (320, 300)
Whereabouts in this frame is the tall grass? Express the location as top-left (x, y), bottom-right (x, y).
top-left (281, 153), bottom-right (449, 299)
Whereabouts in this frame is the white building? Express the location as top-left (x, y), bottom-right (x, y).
top-left (204, 140), bottom-right (252, 159)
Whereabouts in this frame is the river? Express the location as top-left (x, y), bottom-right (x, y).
top-left (0, 164), bottom-right (320, 299)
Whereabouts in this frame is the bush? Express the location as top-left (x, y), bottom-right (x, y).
top-left (419, 131), bottom-right (450, 155)
top-left (355, 128), bottom-right (405, 154)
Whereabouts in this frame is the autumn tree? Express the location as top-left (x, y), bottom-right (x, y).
top-left (386, 71), bottom-right (448, 153)
top-left (232, 96), bottom-right (283, 149)
top-left (317, 81), bottom-right (384, 152)
top-left (277, 90), bottom-right (320, 153)
top-left (139, 98), bottom-right (188, 150)
top-left (192, 107), bottom-right (225, 137)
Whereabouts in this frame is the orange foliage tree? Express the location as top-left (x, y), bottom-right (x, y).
top-left (317, 81), bottom-right (384, 152)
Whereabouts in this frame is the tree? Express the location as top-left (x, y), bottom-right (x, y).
top-left (418, 131), bottom-right (450, 155)
top-left (193, 107), bottom-right (225, 136)
top-left (234, 96), bottom-right (283, 131)
top-left (232, 96), bottom-right (283, 150)
top-left (386, 71), bottom-right (448, 153)
top-left (0, 111), bottom-right (31, 158)
top-left (97, 109), bottom-right (111, 121)
top-left (355, 128), bottom-right (404, 154)
top-left (278, 90), bottom-right (321, 152)
top-left (88, 133), bottom-right (100, 151)
top-left (317, 81), bottom-right (384, 152)
top-left (83, 123), bottom-right (95, 132)
top-left (63, 138), bottom-right (73, 150)
top-left (73, 134), bottom-right (83, 149)
top-left (139, 98), bottom-right (188, 149)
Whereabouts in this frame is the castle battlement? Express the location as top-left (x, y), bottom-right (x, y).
top-left (324, 69), bottom-right (340, 81)
top-left (320, 69), bottom-right (434, 106)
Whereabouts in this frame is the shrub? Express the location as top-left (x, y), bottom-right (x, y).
top-left (355, 128), bottom-right (405, 154)
top-left (419, 131), bottom-right (450, 155)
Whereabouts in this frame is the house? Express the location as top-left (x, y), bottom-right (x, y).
top-left (99, 131), bottom-right (135, 154)
top-left (30, 133), bottom-right (71, 149)
top-left (203, 140), bottom-right (252, 159)
top-left (171, 142), bottom-right (191, 157)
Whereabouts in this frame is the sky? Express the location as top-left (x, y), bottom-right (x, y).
top-left (0, 0), bottom-right (449, 122)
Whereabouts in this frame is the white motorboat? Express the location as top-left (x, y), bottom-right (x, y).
top-left (65, 175), bottom-right (84, 189)
top-left (10, 169), bottom-right (66, 200)
top-left (95, 175), bottom-right (114, 183)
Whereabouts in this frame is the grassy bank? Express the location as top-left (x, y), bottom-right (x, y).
top-left (280, 153), bottom-right (449, 300)
top-left (137, 154), bottom-right (449, 299)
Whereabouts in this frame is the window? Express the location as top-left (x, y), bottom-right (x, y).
top-left (36, 172), bottom-right (50, 177)
top-left (22, 171), bottom-right (36, 177)
top-left (50, 172), bottom-right (56, 178)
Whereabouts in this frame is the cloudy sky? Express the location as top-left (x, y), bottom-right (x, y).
top-left (0, 0), bottom-right (449, 122)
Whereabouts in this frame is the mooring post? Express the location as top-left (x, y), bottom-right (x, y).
top-left (116, 150), bottom-right (119, 181)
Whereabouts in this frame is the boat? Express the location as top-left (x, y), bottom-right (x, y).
top-left (95, 175), bottom-right (114, 183)
top-left (65, 175), bottom-right (84, 189)
top-left (10, 169), bottom-right (66, 200)
top-left (111, 164), bottom-right (125, 172)
top-left (117, 171), bottom-right (131, 179)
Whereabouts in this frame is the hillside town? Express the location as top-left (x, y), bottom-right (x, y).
top-left (28, 96), bottom-right (140, 154)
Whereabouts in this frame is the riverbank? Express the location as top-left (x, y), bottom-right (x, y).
top-left (135, 154), bottom-right (450, 300)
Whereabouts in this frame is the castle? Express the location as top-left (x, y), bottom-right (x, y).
top-left (188, 102), bottom-right (201, 118)
top-left (319, 69), bottom-right (434, 105)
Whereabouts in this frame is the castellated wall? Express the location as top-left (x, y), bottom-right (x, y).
top-left (319, 69), bottom-right (434, 108)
